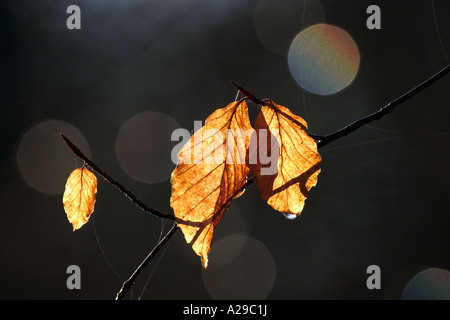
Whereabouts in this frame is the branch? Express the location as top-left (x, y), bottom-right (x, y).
top-left (309, 64), bottom-right (450, 148)
top-left (62, 64), bottom-right (448, 300)
top-left (115, 222), bottom-right (179, 300)
top-left (60, 134), bottom-right (175, 221)
top-left (232, 64), bottom-right (450, 149)
top-left (61, 134), bottom-right (179, 299)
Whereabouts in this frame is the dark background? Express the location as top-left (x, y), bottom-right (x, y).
top-left (1, 0), bottom-right (449, 300)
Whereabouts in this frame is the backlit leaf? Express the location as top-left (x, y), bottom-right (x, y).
top-left (170, 99), bottom-right (253, 268)
top-left (249, 100), bottom-right (321, 217)
top-left (63, 167), bottom-right (97, 231)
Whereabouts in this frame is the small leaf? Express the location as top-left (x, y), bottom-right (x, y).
top-left (170, 99), bottom-right (253, 268)
top-left (63, 167), bottom-right (98, 231)
top-left (249, 100), bottom-right (321, 217)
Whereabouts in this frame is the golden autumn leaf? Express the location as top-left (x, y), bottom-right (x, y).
top-left (249, 100), bottom-right (321, 217)
top-left (63, 167), bottom-right (98, 231)
top-left (170, 99), bottom-right (253, 268)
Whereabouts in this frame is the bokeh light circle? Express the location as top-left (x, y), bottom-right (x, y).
top-left (202, 234), bottom-right (276, 299)
top-left (402, 268), bottom-right (450, 300)
top-left (16, 120), bottom-right (91, 195)
top-left (288, 23), bottom-right (360, 95)
top-left (115, 111), bottom-right (180, 184)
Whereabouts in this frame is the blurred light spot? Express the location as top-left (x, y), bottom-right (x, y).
top-left (254, 0), bottom-right (325, 56)
top-left (402, 268), bottom-right (450, 300)
top-left (116, 111), bottom-right (180, 184)
top-left (16, 120), bottom-right (90, 195)
top-left (202, 234), bottom-right (276, 299)
top-left (288, 23), bottom-right (360, 95)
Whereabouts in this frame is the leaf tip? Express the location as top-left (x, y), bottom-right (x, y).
top-left (201, 256), bottom-right (208, 269)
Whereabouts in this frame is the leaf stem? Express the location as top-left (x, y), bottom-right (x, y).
top-left (60, 134), bottom-right (175, 221)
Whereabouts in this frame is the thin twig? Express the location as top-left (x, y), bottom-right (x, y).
top-left (232, 64), bottom-right (450, 149)
top-left (60, 134), bottom-right (175, 221)
top-left (115, 222), bottom-right (179, 300)
top-left (309, 64), bottom-right (450, 148)
top-left (114, 176), bottom-right (253, 300)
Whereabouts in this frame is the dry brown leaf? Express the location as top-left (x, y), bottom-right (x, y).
top-left (63, 167), bottom-right (97, 231)
top-left (249, 100), bottom-right (321, 217)
top-left (170, 99), bottom-right (253, 268)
